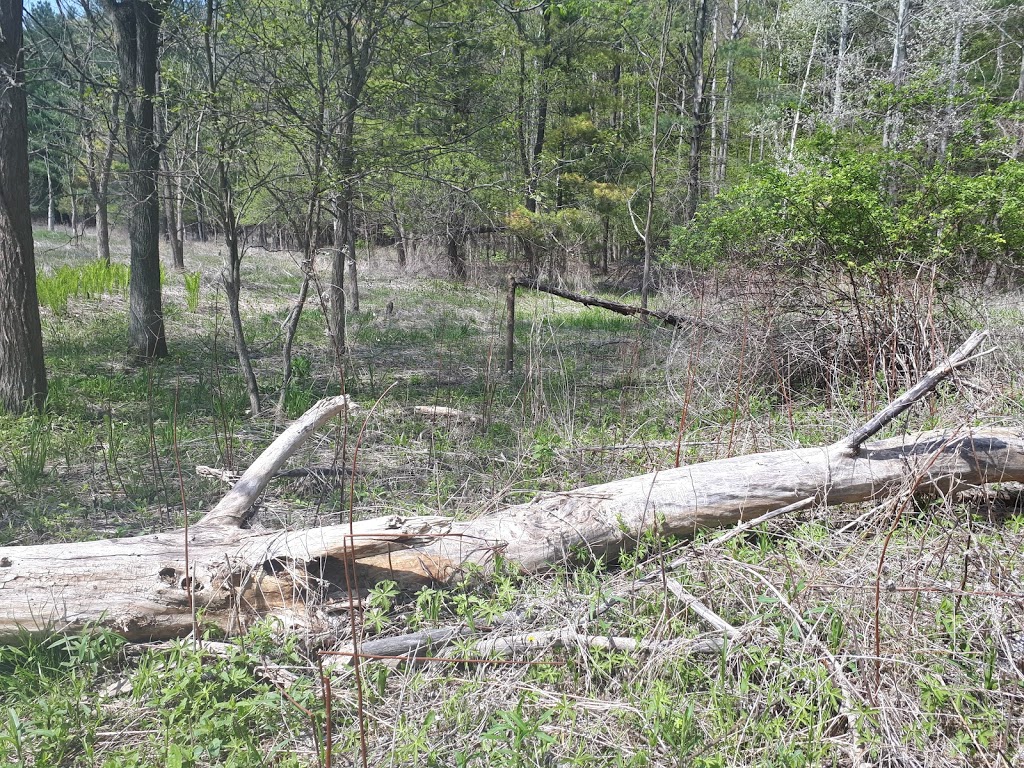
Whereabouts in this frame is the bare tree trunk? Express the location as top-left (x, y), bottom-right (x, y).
top-left (158, 127), bottom-right (184, 270)
top-left (204, 0), bottom-right (257, 415)
top-left (330, 200), bottom-right (348, 358)
top-left (641, 0), bottom-right (673, 310)
top-left (831, 0), bottom-right (850, 126)
top-left (347, 210), bottom-right (359, 312)
top-left (1014, 45), bottom-right (1024, 102)
top-left (388, 191), bottom-right (407, 270)
top-left (883, 0), bottom-right (911, 149)
top-left (223, 254), bottom-right (261, 416)
top-left (104, 0), bottom-right (168, 361)
top-left (90, 89), bottom-right (119, 265)
top-left (683, 0), bottom-right (713, 222)
top-left (787, 23), bottom-right (820, 159)
top-left (0, 0), bottom-right (48, 413)
top-left (277, 270), bottom-right (311, 415)
top-left (714, 0), bottom-right (743, 191)
top-left (44, 151), bottom-right (55, 231)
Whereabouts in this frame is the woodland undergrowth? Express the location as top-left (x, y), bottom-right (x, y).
top-left (1, 229), bottom-right (1022, 767)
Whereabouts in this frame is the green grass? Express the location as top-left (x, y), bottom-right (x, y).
top-left (36, 260), bottom-right (129, 315)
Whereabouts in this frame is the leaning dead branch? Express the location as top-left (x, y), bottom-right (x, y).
top-left (513, 277), bottom-right (720, 332)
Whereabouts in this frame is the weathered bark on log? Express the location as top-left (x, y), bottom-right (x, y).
top-left (360, 426), bottom-right (1024, 584)
top-left (0, 515), bottom-right (450, 642)
top-left (2, 333), bottom-right (1021, 644)
top-left (0, 396), bottom-right (449, 642)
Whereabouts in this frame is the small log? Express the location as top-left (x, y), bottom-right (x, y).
top-left (412, 405), bottom-right (480, 424)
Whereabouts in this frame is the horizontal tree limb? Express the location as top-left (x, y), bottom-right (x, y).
top-left (514, 278), bottom-right (720, 333)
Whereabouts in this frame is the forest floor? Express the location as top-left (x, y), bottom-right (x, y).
top-left (1, 227), bottom-right (1023, 767)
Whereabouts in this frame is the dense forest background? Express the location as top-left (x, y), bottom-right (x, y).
top-left (25, 0), bottom-right (1024, 296)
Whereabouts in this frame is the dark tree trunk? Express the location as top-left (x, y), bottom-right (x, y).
top-left (0, 0), bottom-right (48, 413)
top-left (683, 0), bottom-right (713, 222)
top-left (330, 200), bottom-right (348, 359)
top-left (447, 232), bottom-right (466, 280)
top-left (105, 0), bottom-right (167, 361)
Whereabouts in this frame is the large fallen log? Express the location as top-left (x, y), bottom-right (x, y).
top-left (2, 332), bottom-right (1021, 643)
top-left (0, 397), bottom-right (451, 642)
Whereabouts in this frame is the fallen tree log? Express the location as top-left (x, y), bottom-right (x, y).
top-left (2, 332), bottom-right (1021, 644)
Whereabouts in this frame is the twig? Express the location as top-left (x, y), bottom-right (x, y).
top-left (664, 578), bottom-right (742, 640)
top-left (702, 496), bottom-right (816, 549)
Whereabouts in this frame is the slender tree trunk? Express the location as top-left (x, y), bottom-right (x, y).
top-left (1014, 46), bottom-right (1024, 102)
top-left (683, 0), bottom-right (713, 222)
top-left (388, 192), bottom-right (407, 270)
top-left (514, 1), bottom-right (552, 277)
top-left (44, 152), bottom-right (55, 231)
top-left (707, 4), bottom-right (721, 196)
top-left (95, 195), bottom-right (110, 264)
top-left (715, 0), bottom-right (743, 190)
top-left (788, 23), bottom-right (820, 159)
top-left (105, 0), bottom-right (167, 361)
top-left (641, 0), bottom-right (673, 309)
top-left (156, 91), bottom-right (184, 270)
top-left (204, 0), bottom-right (257, 414)
top-left (88, 91), bottom-right (120, 266)
top-left (938, 4), bottom-right (963, 158)
top-left (0, 0), bottom-right (48, 413)
top-left (346, 204), bottom-right (359, 312)
top-left (277, 269), bottom-right (310, 416)
top-left (175, 174), bottom-right (185, 248)
top-left (196, 188), bottom-right (207, 242)
top-left (883, 0), bottom-right (911, 149)
top-left (832, 0), bottom-right (850, 126)
top-left (223, 242), bottom-right (260, 416)
top-left (68, 182), bottom-right (79, 241)
top-left (330, 199), bottom-right (348, 359)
